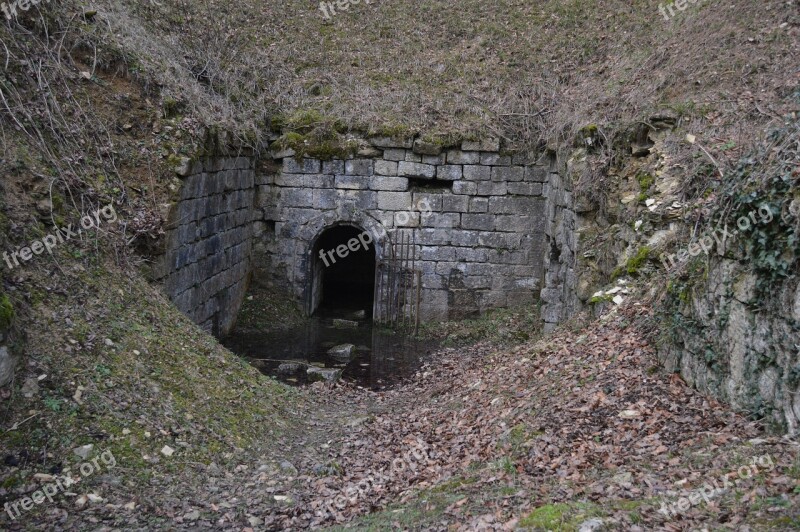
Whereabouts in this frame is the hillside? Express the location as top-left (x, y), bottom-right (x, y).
top-left (0, 0), bottom-right (799, 530)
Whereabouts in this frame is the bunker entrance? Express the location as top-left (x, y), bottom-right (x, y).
top-left (310, 225), bottom-right (376, 318)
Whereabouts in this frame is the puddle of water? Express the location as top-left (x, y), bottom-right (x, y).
top-left (221, 313), bottom-right (437, 390)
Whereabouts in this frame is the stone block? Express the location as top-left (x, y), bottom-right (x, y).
top-left (420, 289), bottom-right (448, 321)
top-left (489, 196), bottom-right (540, 215)
top-left (346, 159), bottom-right (374, 176)
top-left (283, 158), bottom-right (320, 174)
top-left (274, 173), bottom-right (306, 187)
top-left (507, 182), bottom-right (543, 196)
top-left (413, 192), bottom-right (443, 212)
top-left (449, 230), bottom-right (480, 246)
top-left (377, 191), bottom-right (413, 211)
top-left (305, 174), bottom-right (335, 188)
top-left (374, 160), bottom-right (398, 176)
top-left (453, 181), bottom-right (477, 195)
top-left (422, 154), bottom-right (446, 165)
top-left (494, 214), bottom-right (532, 233)
top-left (382, 148), bottom-right (406, 161)
top-left (337, 190), bottom-right (377, 210)
top-left (394, 211), bottom-right (420, 227)
top-left (478, 290), bottom-right (507, 309)
top-left (462, 138), bottom-right (500, 151)
top-left (491, 166), bottom-right (524, 182)
top-left (478, 231), bottom-right (521, 248)
top-left (313, 189), bottom-right (337, 209)
top-left (368, 136), bottom-right (413, 149)
top-left (507, 290), bottom-right (536, 307)
top-left (442, 195), bottom-right (469, 213)
top-left (525, 165), bottom-right (549, 182)
top-left (436, 165), bottom-right (463, 181)
top-left (405, 151), bottom-right (422, 163)
top-left (461, 214), bottom-right (495, 231)
top-left (398, 161), bottom-right (436, 178)
top-left (420, 212), bottom-right (460, 228)
top-left (446, 150), bottom-right (480, 164)
top-left (335, 175), bottom-right (370, 190)
top-left (419, 228), bottom-right (452, 245)
top-left (371, 176), bottom-right (409, 191)
top-left (413, 138), bottom-right (443, 155)
top-left (455, 247), bottom-right (488, 262)
top-left (469, 197), bottom-right (489, 213)
top-left (480, 152), bottom-right (512, 166)
top-left (421, 246), bottom-right (456, 261)
top-left (322, 160), bottom-right (345, 174)
top-left (477, 181), bottom-right (507, 196)
top-left (463, 165), bottom-right (491, 181)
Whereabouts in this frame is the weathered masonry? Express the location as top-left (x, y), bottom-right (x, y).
top-left (155, 136), bottom-right (577, 332)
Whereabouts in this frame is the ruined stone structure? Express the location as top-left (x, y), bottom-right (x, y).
top-left (156, 136), bottom-right (578, 333)
top-left (154, 155), bottom-right (257, 335)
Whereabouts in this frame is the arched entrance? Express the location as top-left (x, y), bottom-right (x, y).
top-left (308, 224), bottom-right (377, 318)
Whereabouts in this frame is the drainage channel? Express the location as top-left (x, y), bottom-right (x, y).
top-left (221, 310), bottom-right (437, 390)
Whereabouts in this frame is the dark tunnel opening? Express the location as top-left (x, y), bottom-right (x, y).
top-left (311, 225), bottom-right (376, 318)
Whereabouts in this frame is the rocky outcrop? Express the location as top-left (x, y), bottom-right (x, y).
top-left (660, 260), bottom-right (800, 434)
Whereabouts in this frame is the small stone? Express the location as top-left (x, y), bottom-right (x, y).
top-left (75, 494), bottom-right (89, 508)
top-left (161, 445), bottom-right (175, 457)
top-left (21, 377), bottom-right (39, 398)
top-left (618, 410), bottom-right (641, 419)
top-left (332, 319), bottom-right (358, 329)
top-left (104, 338), bottom-right (114, 347)
top-left (306, 367), bottom-right (342, 384)
top-left (579, 518), bottom-right (605, 532)
top-left (184, 510), bottom-right (200, 521)
top-left (327, 344), bottom-right (356, 362)
top-left (133, 350), bottom-right (141, 356)
top-left (73, 444), bottom-right (94, 460)
top-left (122, 428), bottom-right (131, 435)
top-left (86, 493), bottom-right (103, 503)
top-left (123, 501), bottom-right (136, 510)
top-left (73, 386), bottom-right (85, 404)
top-left (33, 473), bottom-right (55, 482)
top-left (277, 362), bottom-right (302, 375)
top-left (173, 156), bottom-right (192, 177)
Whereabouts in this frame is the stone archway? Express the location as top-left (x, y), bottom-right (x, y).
top-left (302, 208), bottom-right (389, 317)
top-left (308, 223), bottom-right (378, 317)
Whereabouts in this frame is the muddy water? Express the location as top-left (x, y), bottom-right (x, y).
top-left (221, 313), bottom-right (437, 390)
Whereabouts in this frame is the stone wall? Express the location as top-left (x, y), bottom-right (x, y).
top-left (155, 156), bottom-right (257, 335)
top-left (540, 159), bottom-right (579, 331)
top-left (256, 137), bottom-right (558, 321)
top-left (659, 260), bottom-right (800, 435)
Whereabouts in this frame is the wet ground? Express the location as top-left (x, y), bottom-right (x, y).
top-left (221, 309), bottom-right (437, 389)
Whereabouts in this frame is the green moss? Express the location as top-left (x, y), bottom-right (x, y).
top-left (613, 246), bottom-right (651, 279)
top-left (589, 293), bottom-right (613, 304)
top-left (636, 172), bottom-right (655, 202)
top-left (519, 503), bottom-right (573, 529)
top-left (0, 293), bottom-right (14, 330)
